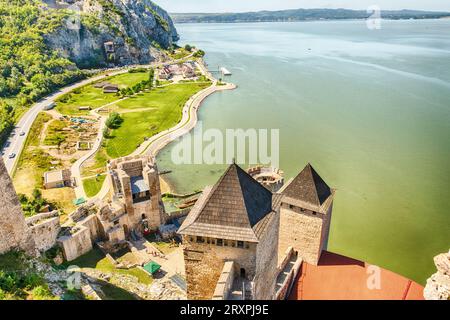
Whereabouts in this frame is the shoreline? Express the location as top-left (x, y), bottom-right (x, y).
top-left (94, 59), bottom-right (237, 200)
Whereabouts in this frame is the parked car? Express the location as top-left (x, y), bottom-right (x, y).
top-left (8, 153), bottom-right (16, 159)
top-left (19, 131), bottom-right (25, 136)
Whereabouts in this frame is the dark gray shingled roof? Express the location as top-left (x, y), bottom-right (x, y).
top-left (178, 163), bottom-right (275, 242)
top-left (282, 163), bottom-right (332, 209)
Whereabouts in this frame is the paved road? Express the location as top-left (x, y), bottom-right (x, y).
top-left (1, 68), bottom-right (130, 175)
top-left (0, 52), bottom-right (197, 176)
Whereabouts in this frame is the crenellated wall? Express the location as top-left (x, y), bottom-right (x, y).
top-left (212, 261), bottom-right (236, 300)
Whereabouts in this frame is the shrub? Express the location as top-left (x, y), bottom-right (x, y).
top-left (32, 285), bottom-right (55, 300)
top-left (105, 112), bottom-right (123, 129)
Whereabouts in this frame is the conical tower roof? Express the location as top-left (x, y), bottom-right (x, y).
top-left (179, 163), bottom-right (276, 242)
top-left (282, 163), bottom-right (333, 212)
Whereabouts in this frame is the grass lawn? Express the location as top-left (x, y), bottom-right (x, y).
top-left (108, 71), bottom-right (149, 87)
top-left (153, 241), bottom-right (178, 255)
top-left (14, 113), bottom-right (56, 194)
top-left (105, 82), bottom-right (211, 158)
top-left (67, 248), bottom-right (153, 286)
top-left (56, 71), bottom-right (149, 116)
top-left (81, 147), bottom-right (110, 177)
top-left (22, 112), bottom-right (53, 148)
top-left (82, 175), bottom-right (106, 198)
top-left (169, 47), bottom-right (192, 60)
top-left (41, 187), bottom-right (76, 220)
top-left (43, 119), bottom-right (68, 146)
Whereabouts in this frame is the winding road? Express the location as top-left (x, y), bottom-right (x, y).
top-left (1, 67), bottom-right (131, 175)
top-left (1, 53), bottom-right (196, 176)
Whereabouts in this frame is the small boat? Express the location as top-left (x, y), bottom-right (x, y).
top-left (220, 67), bottom-right (232, 76)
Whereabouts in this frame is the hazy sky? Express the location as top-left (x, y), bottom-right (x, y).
top-left (154, 0), bottom-right (450, 13)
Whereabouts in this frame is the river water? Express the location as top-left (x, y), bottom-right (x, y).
top-left (157, 20), bottom-right (450, 284)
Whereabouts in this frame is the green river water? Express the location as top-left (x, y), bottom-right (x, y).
top-left (157, 20), bottom-right (450, 284)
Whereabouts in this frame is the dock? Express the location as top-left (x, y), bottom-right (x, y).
top-left (220, 67), bottom-right (232, 76)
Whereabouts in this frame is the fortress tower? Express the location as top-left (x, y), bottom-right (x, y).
top-left (179, 163), bottom-right (280, 300)
top-left (107, 155), bottom-right (166, 234)
top-left (0, 157), bottom-right (36, 255)
top-left (278, 163), bottom-right (334, 265)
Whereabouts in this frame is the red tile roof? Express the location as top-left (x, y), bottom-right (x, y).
top-left (289, 251), bottom-right (424, 300)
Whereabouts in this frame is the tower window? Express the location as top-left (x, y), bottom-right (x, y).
top-left (237, 241), bottom-right (244, 248)
top-left (289, 205), bottom-right (295, 210)
top-left (312, 211), bottom-right (317, 215)
top-left (197, 236), bottom-right (204, 243)
top-left (217, 239), bottom-right (223, 246)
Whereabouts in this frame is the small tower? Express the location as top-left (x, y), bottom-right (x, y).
top-left (107, 156), bottom-right (166, 234)
top-left (278, 163), bottom-right (334, 265)
top-left (179, 163), bottom-right (280, 300)
top-left (0, 157), bottom-right (36, 255)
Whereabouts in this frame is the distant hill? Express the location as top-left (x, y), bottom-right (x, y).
top-left (171, 8), bottom-right (450, 23)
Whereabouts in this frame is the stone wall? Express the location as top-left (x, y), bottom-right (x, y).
top-left (278, 201), bottom-right (326, 265)
top-left (275, 247), bottom-right (303, 300)
top-left (253, 212), bottom-right (279, 300)
top-left (0, 157), bottom-right (36, 255)
top-left (58, 226), bottom-right (93, 262)
top-left (183, 236), bottom-right (257, 300)
top-left (212, 261), bottom-right (236, 300)
top-left (26, 211), bottom-right (61, 252)
top-left (79, 214), bottom-right (103, 243)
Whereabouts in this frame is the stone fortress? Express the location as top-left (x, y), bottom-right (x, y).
top-left (0, 155), bottom-right (169, 262)
top-left (179, 162), bottom-right (333, 300)
top-left (0, 155), bottom-right (446, 300)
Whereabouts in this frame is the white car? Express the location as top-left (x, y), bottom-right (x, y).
top-left (8, 153), bottom-right (16, 159)
top-left (19, 131), bottom-right (25, 136)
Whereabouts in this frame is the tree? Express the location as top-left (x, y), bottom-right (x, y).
top-left (193, 50), bottom-right (205, 58)
top-left (105, 112), bottom-right (123, 129)
top-left (185, 44), bottom-right (192, 52)
top-left (32, 188), bottom-right (42, 200)
top-left (103, 127), bottom-right (110, 139)
top-left (148, 68), bottom-right (155, 89)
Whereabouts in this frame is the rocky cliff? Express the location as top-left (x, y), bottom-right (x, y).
top-left (43, 0), bottom-right (179, 67)
top-left (424, 250), bottom-right (450, 300)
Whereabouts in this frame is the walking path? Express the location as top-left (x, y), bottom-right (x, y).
top-left (93, 60), bottom-right (236, 201)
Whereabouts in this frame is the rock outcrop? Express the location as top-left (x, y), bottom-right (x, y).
top-left (424, 250), bottom-right (450, 300)
top-left (0, 157), bottom-right (36, 255)
top-left (43, 0), bottom-right (179, 67)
